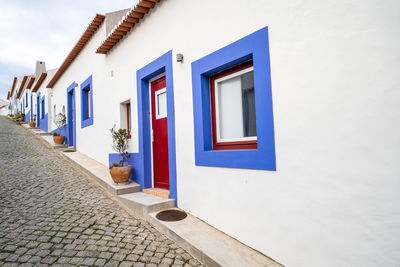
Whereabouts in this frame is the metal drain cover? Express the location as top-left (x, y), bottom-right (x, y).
top-left (156, 209), bottom-right (187, 222)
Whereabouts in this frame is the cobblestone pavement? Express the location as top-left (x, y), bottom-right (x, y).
top-left (0, 117), bottom-right (203, 267)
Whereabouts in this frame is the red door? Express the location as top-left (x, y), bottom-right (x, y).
top-left (151, 76), bottom-right (169, 189)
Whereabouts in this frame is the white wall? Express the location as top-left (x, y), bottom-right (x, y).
top-left (47, 0), bottom-right (400, 266)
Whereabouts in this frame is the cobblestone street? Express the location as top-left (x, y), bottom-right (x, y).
top-left (0, 117), bottom-right (202, 267)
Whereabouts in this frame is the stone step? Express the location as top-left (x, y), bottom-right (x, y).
top-left (147, 209), bottom-right (283, 267)
top-left (40, 135), bottom-right (67, 149)
top-left (60, 151), bottom-right (140, 196)
top-left (143, 188), bottom-right (170, 198)
top-left (118, 192), bottom-right (175, 220)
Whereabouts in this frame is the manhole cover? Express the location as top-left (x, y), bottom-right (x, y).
top-left (156, 209), bottom-right (187, 222)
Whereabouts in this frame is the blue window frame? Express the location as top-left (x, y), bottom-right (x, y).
top-left (41, 96), bottom-right (45, 119)
top-left (191, 27), bottom-right (276, 170)
top-left (80, 75), bottom-right (93, 128)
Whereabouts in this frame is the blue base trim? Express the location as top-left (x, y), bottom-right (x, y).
top-left (51, 125), bottom-right (68, 144)
top-left (109, 153), bottom-right (139, 183)
top-left (39, 113), bottom-right (48, 132)
top-left (24, 111), bottom-right (30, 122)
top-left (191, 27), bottom-right (276, 170)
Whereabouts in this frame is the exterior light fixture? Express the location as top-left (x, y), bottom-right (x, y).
top-left (176, 54), bottom-right (183, 63)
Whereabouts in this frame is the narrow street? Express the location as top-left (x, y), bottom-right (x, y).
top-left (0, 117), bottom-right (202, 267)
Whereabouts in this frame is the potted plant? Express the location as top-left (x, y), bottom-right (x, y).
top-left (14, 112), bottom-right (24, 122)
top-left (53, 113), bottom-right (66, 145)
top-left (109, 125), bottom-right (131, 184)
top-left (29, 114), bottom-right (36, 127)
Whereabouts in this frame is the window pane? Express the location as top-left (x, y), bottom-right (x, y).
top-left (157, 91), bottom-right (167, 116)
top-left (241, 71), bottom-right (257, 137)
top-left (216, 70), bottom-right (256, 140)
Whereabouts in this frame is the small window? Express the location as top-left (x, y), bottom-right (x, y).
top-left (53, 105), bottom-right (56, 117)
top-left (80, 75), bottom-right (93, 128)
top-left (210, 61), bottom-right (257, 150)
top-left (25, 92), bottom-right (28, 107)
top-left (126, 102), bottom-right (131, 138)
top-left (82, 87), bottom-right (90, 120)
top-left (155, 88), bottom-right (167, 119)
top-left (120, 100), bottom-right (131, 139)
top-left (41, 97), bottom-right (45, 119)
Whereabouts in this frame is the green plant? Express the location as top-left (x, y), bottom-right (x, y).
top-left (110, 125), bottom-right (130, 166)
top-left (54, 113), bottom-right (66, 135)
top-left (53, 132), bottom-right (60, 136)
top-left (15, 112), bottom-right (22, 119)
top-left (32, 114), bottom-right (36, 122)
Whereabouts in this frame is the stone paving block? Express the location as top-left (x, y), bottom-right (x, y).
top-left (0, 117), bottom-right (201, 266)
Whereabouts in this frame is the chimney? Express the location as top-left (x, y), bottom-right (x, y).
top-left (35, 61), bottom-right (46, 77)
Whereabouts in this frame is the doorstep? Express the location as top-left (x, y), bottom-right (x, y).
top-left (147, 209), bottom-right (283, 267)
top-left (119, 193), bottom-right (175, 220)
top-left (143, 187), bottom-right (170, 198)
top-left (60, 150), bottom-right (140, 196)
top-left (40, 135), bottom-right (68, 149)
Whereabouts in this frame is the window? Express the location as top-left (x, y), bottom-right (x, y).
top-left (120, 101), bottom-right (132, 138)
top-left (80, 75), bottom-right (93, 128)
top-left (155, 88), bottom-right (167, 119)
top-left (127, 103), bottom-right (131, 138)
top-left (191, 27), bottom-right (276, 170)
top-left (41, 97), bottom-right (45, 119)
top-left (210, 61), bottom-right (257, 150)
top-left (25, 92), bottom-right (28, 107)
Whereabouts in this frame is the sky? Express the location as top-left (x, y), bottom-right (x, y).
top-left (0, 0), bottom-right (136, 101)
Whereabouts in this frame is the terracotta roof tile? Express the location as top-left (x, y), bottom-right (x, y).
top-left (96, 0), bottom-right (160, 54)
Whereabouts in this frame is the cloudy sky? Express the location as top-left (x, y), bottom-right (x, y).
top-left (0, 0), bottom-right (136, 100)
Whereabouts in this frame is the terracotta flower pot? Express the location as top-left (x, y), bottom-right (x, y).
top-left (53, 135), bottom-right (65, 145)
top-left (110, 165), bottom-right (132, 184)
top-left (29, 122), bottom-right (36, 127)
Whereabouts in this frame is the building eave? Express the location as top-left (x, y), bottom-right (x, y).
top-left (46, 14), bottom-right (105, 88)
top-left (96, 0), bottom-right (160, 55)
top-left (16, 76), bottom-right (28, 99)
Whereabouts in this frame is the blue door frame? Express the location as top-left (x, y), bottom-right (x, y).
top-left (67, 83), bottom-right (76, 149)
top-left (37, 94), bottom-right (40, 127)
top-left (30, 94), bottom-right (33, 121)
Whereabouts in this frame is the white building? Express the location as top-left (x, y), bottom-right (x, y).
top-left (7, 1), bottom-right (400, 266)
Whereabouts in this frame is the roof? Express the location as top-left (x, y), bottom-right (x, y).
top-left (6, 91), bottom-right (10, 100)
top-left (32, 72), bottom-right (47, 93)
top-left (27, 77), bottom-right (36, 89)
top-left (9, 77), bottom-right (17, 97)
top-left (46, 14), bottom-right (106, 88)
top-left (16, 76), bottom-right (28, 99)
top-left (96, 0), bottom-right (160, 54)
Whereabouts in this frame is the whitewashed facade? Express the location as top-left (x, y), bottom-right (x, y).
top-left (6, 1), bottom-right (400, 266)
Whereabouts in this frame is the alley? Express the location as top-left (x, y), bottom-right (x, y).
top-left (0, 117), bottom-right (202, 267)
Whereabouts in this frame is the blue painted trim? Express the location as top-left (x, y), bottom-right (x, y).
top-left (52, 125), bottom-right (68, 144)
top-left (41, 96), bottom-right (45, 119)
top-left (80, 75), bottom-right (94, 128)
top-left (30, 94), bottom-right (33, 121)
top-left (37, 94), bottom-right (40, 127)
top-left (67, 82), bottom-right (77, 149)
top-left (24, 110), bottom-right (30, 122)
top-left (191, 27), bottom-right (276, 170)
top-left (108, 50), bottom-right (178, 204)
top-left (39, 113), bottom-right (48, 132)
